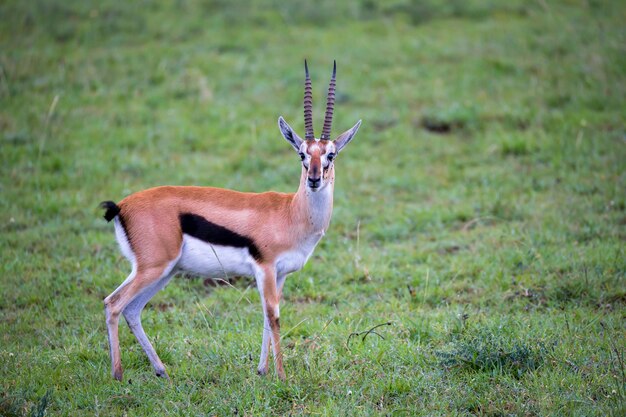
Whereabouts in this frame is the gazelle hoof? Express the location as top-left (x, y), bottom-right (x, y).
top-left (113, 369), bottom-right (124, 381)
top-left (156, 369), bottom-right (170, 380)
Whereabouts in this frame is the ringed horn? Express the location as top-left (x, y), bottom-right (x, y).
top-left (302, 60), bottom-right (337, 141)
top-left (320, 60), bottom-right (336, 141)
top-left (303, 60), bottom-right (314, 140)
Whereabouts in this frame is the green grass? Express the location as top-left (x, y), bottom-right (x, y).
top-left (1, 0), bottom-right (625, 415)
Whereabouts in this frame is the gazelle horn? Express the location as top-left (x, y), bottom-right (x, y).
top-left (303, 59), bottom-right (314, 141)
top-left (320, 60), bottom-right (336, 140)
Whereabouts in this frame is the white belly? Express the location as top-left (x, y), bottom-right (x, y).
top-left (178, 235), bottom-right (256, 278)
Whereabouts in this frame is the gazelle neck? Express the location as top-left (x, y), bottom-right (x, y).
top-left (292, 166), bottom-right (334, 233)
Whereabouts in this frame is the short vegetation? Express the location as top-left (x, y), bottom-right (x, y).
top-left (1, 0), bottom-right (624, 415)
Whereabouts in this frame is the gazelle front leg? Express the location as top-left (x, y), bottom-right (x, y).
top-left (255, 266), bottom-right (285, 380)
top-left (258, 272), bottom-right (287, 376)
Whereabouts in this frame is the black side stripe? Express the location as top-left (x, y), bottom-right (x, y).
top-left (179, 213), bottom-right (262, 261)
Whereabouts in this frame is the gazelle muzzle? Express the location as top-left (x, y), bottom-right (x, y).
top-left (307, 158), bottom-right (322, 189)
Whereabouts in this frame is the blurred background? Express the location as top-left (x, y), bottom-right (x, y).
top-left (1, 0), bottom-right (624, 415)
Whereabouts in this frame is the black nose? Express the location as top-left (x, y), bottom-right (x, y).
top-left (308, 177), bottom-right (321, 188)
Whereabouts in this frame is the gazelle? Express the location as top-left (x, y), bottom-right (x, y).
top-left (100, 61), bottom-right (361, 381)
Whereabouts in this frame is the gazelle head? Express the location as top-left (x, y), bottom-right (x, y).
top-left (278, 60), bottom-right (361, 192)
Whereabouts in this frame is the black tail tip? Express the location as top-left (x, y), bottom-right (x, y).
top-left (100, 201), bottom-right (121, 222)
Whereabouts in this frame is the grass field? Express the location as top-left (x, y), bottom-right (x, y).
top-left (1, 0), bottom-right (625, 415)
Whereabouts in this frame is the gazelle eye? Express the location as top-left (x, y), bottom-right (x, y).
top-left (327, 153), bottom-right (335, 161)
top-left (299, 152), bottom-right (306, 161)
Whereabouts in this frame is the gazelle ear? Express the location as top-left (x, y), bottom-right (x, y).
top-left (334, 120), bottom-right (362, 153)
top-left (278, 116), bottom-right (304, 152)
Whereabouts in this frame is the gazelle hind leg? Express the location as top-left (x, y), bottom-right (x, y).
top-left (104, 264), bottom-right (174, 381)
top-left (104, 265), bottom-right (137, 381)
top-left (123, 270), bottom-right (176, 379)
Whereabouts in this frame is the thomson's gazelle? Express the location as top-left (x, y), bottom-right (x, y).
top-left (101, 61), bottom-right (361, 381)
